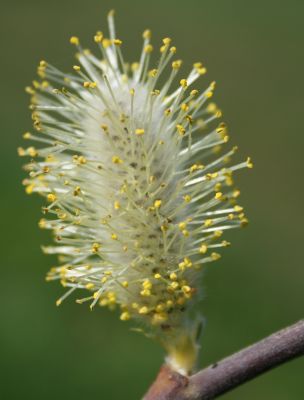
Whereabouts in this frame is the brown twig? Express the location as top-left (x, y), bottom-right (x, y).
top-left (143, 320), bottom-right (304, 400)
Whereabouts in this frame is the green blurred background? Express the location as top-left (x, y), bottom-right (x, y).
top-left (1, 0), bottom-right (303, 398)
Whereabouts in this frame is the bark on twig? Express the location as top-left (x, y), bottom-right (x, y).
top-left (143, 320), bottom-right (304, 400)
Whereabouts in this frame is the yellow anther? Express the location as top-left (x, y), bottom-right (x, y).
top-left (131, 62), bottom-right (139, 71)
top-left (156, 304), bottom-right (165, 312)
top-left (25, 184), bottom-right (34, 194)
top-left (199, 244), bottom-right (208, 254)
top-left (111, 233), bottom-right (118, 240)
top-left (56, 299), bottom-right (62, 306)
top-left (178, 222), bottom-right (187, 230)
top-left (151, 89), bottom-right (160, 96)
top-left (122, 281), bottom-right (129, 288)
top-left (132, 302), bottom-right (139, 309)
top-left (205, 173), bottom-right (212, 181)
top-left (94, 32), bottom-right (103, 43)
top-left (197, 67), bottom-right (207, 75)
top-left (185, 114), bottom-right (194, 124)
top-left (139, 306), bottom-right (149, 315)
top-left (41, 81), bottom-right (49, 88)
top-left (105, 271), bottom-right (112, 276)
top-left (241, 218), bottom-right (249, 227)
top-left (204, 219), bottom-right (213, 227)
top-left (73, 186), bottom-right (81, 196)
top-left (99, 298), bottom-right (108, 306)
top-left (246, 157), bottom-right (254, 168)
top-left (184, 257), bottom-right (192, 268)
top-left (77, 155), bottom-right (87, 164)
top-left (166, 300), bottom-right (174, 307)
top-left (47, 193), bottom-right (57, 202)
top-left (206, 103), bottom-right (217, 114)
top-left (144, 44), bottom-right (153, 53)
top-left (135, 128), bottom-right (145, 135)
top-left (38, 219), bottom-right (47, 229)
top-left (140, 289), bottom-right (151, 296)
top-left (113, 39), bottom-right (122, 46)
top-left (154, 273), bottom-right (161, 279)
top-left (148, 69), bottom-right (158, 77)
top-left (102, 38), bottom-right (112, 48)
top-left (182, 230), bottom-right (189, 237)
top-left (215, 192), bottom-right (224, 200)
top-left (28, 147), bottom-right (38, 157)
top-left (114, 200), bottom-right (121, 210)
top-left (112, 155), bottom-right (123, 164)
top-left (57, 212), bottom-right (66, 220)
top-left (73, 65), bottom-right (81, 71)
top-left (216, 122), bottom-right (227, 135)
top-left (89, 82), bottom-right (97, 89)
top-left (123, 245), bottom-right (128, 252)
top-left (234, 205), bottom-right (243, 212)
top-left (206, 91), bottom-right (213, 98)
top-left (101, 277), bottom-right (108, 284)
top-left (225, 175), bottom-right (234, 186)
top-left (120, 311), bottom-right (130, 321)
top-left (222, 240), bottom-right (231, 247)
top-left (189, 164), bottom-right (204, 173)
top-left (170, 46), bottom-right (177, 54)
top-left (169, 272), bottom-right (177, 281)
top-left (120, 183), bottom-right (127, 193)
top-left (142, 280), bottom-right (152, 290)
top-left (181, 103), bottom-right (189, 111)
top-left (172, 60), bottom-right (182, 69)
top-left (182, 285), bottom-right (191, 294)
top-left (23, 132), bottom-right (31, 139)
top-left (101, 124), bottom-right (108, 132)
top-left (211, 252), bottom-right (221, 261)
top-left (164, 108), bottom-right (171, 116)
top-left (228, 213), bottom-right (234, 220)
top-left (180, 79), bottom-right (188, 88)
top-left (233, 189), bottom-right (241, 198)
top-left (83, 81), bottom-right (97, 89)
top-left (86, 283), bottom-right (95, 290)
top-left (183, 195), bottom-right (191, 203)
top-left (130, 88), bottom-right (135, 96)
top-left (107, 292), bottom-right (117, 304)
top-left (176, 124), bottom-right (186, 136)
top-left (214, 230), bottom-right (223, 238)
top-left (25, 86), bottom-right (35, 95)
top-left (70, 36), bottom-right (79, 46)
top-left (178, 261), bottom-right (186, 270)
top-left (32, 80), bottom-right (40, 89)
top-left (190, 90), bottom-right (199, 97)
top-left (93, 291), bottom-right (100, 300)
top-left (143, 29), bottom-right (152, 39)
top-left (154, 199), bottom-right (162, 209)
top-left (152, 312), bottom-right (168, 325)
top-left (91, 243), bottom-right (101, 253)
top-left (170, 281), bottom-right (179, 290)
top-left (162, 37), bottom-right (171, 45)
